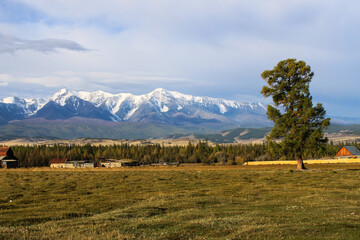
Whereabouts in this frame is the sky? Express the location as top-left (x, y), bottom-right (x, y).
top-left (0, 0), bottom-right (359, 117)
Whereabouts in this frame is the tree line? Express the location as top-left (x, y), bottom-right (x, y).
top-left (2, 140), bottom-right (357, 167)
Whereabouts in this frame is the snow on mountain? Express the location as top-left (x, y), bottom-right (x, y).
top-left (43, 88), bottom-right (266, 120)
top-left (0, 88), bottom-right (270, 128)
top-left (1, 97), bottom-right (20, 104)
top-left (24, 98), bottom-right (48, 115)
top-left (0, 95), bottom-right (48, 116)
top-left (50, 88), bottom-right (76, 106)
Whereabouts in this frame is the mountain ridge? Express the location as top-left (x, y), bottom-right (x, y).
top-left (0, 88), bottom-right (271, 129)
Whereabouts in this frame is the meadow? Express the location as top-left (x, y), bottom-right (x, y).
top-left (0, 164), bottom-right (360, 239)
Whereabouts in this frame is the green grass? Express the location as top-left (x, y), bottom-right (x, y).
top-left (1, 165), bottom-right (360, 239)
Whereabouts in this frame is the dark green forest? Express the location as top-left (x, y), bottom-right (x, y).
top-left (2, 141), bottom-right (357, 167)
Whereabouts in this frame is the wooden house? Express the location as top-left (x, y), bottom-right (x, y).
top-left (335, 146), bottom-right (360, 158)
top-left (49, 158), bottom-right (69, 168)
top-left (0, 147), bottom-right (18, 168)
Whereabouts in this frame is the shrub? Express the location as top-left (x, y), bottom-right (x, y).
top-left (214, 151), bottom-right (226, 165)
top-left (235, 156), bottom-right (246, 165)
top-left (255, 154), bottom-right (270, 161)
top-left (227, 159), bottom-right (235, 165)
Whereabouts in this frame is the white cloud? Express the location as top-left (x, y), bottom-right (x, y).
top-left (0, 74), bottom-right (13, 81)
top-left (0, 72), bottom-right (192, 92)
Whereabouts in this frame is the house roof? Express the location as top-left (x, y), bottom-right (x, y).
top-left (0, 147), bottom-right (10, 156)
top-left (49, 158), bottom-right (68, 164)
top-left (343, 146), bottom-right (360, 155)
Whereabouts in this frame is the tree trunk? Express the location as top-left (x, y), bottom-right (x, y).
top-left (296, 156), bottom-right (307, 171)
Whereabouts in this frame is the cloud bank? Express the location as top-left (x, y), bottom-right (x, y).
top-left (0, 33), bottom-right (88, 54)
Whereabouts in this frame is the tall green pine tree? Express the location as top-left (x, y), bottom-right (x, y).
top-left (261, 59), bottom-right (330, 170)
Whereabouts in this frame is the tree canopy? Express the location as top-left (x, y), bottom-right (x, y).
top-left (261, 59), bottom-right (330, 170)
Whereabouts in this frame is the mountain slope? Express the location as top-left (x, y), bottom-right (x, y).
top-left (192, 127), bottom-right (271, 143)
top-left (33, 97), bottom-right (114, 121)
top-left (0, 118), bottom-right (198, 140)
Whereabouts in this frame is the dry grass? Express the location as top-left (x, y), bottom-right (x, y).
top-left (1, 164), bottom-right (360, 239)
top-left (1, 132), bottom-right (359, 146)
top-left (0, 137), bottom-right (201, 147)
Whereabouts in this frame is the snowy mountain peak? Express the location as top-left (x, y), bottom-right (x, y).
top-left (0, 88), bottom-right (271, 128)
top-left (151, 88), bottom-right (168, 94)
top-left (1, 96), bottom-right (24, 104)
top-left (50, 88), bottom-right (76, 106)
top-left (53, 88), bottom-right (70, 97)
top-left (147, 88), bottom-right (173, 103)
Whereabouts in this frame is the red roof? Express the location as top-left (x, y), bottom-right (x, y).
top-left (49, 158), bottom-right (68, 164)
top-left (0, 147), bottom-right (10, 157)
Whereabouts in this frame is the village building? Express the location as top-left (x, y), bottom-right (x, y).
top-left (0, 147), bottom-right (18, 169)
top-left (49, 158), bottom-right (97, 168)
top-left (67, 161), bottom-right (96, 168)
top-left (99, 159), bottom-right (139, 168)
top-left (49, 158), bottom-right (69, 168)
top-left (335, 146), bottom-right (360, 158)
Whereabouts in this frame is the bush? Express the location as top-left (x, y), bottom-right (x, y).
top-left (255, 154), bottom-right (270, 161)
top-left (214, 151), bottom-right (226, 165)
top-left (142, 155), bottom-right (151, 163)
top-left (227, 159), bottom-right (235, 165)
top-left (203, 155), bottom-right (216, 165)
top-left (235, 156), bottom-right (246, 165)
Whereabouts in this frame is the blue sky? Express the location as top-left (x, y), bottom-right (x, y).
top-left (0, 0), bottom-right (359, 117)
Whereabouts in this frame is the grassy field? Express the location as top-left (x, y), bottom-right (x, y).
top-left (1, 165), bottom-right (360, 239)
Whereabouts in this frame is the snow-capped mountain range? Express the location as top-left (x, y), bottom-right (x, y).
top-left (0, 88), bottom-right (270, 128)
